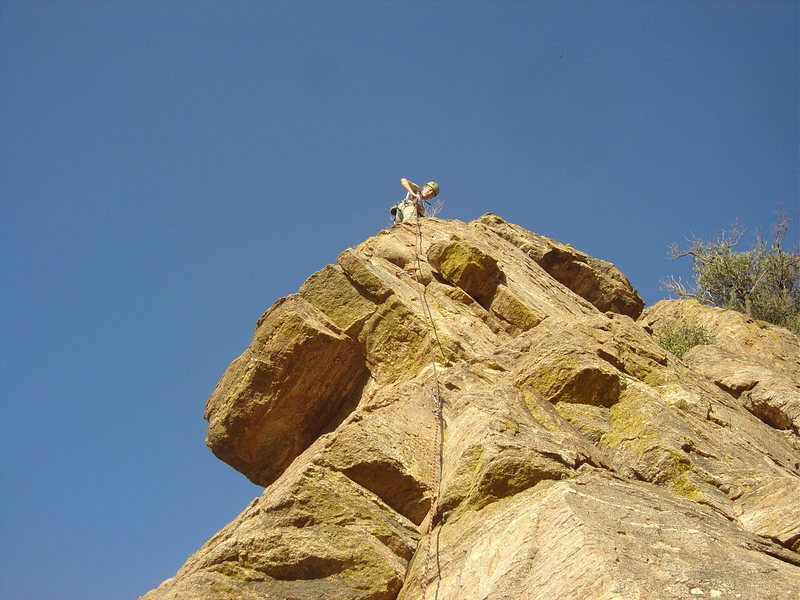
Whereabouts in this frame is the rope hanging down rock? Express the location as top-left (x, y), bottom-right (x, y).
top-left (420, 392), bottom-right (445, 600)
top-left (395, 216), bottom-right (447, 598)
top-left (410, 217), bottom-right (447, 600)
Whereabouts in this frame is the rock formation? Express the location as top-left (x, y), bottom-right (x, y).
top-left (141, 214), bottom-right (800, 600)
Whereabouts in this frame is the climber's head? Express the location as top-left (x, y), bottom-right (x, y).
top-left (421, 181), bottom-right (440, 199)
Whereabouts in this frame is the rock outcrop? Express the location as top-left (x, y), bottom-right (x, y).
top-left (142, 215), bottom-right (800, 600)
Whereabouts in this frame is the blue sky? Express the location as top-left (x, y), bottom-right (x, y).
top-left (1, 2), bottom-right (797, 599)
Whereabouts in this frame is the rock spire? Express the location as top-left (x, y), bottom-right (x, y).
top-left (142, 214), bottom-right (800, 600)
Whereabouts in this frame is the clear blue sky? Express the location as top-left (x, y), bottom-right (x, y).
top-left (1, 2), bottom-right (797, 599)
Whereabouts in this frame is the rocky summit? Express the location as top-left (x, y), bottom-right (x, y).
top-left (141, 214), bottom-right (800, 600)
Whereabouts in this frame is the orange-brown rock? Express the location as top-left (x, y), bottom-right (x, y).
top-left (142, 216), bottom-right (799, 600)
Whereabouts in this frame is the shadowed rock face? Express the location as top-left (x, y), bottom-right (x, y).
top-left (142, 215), bottom-right (800, 600)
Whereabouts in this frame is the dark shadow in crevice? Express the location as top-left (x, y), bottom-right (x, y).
top-left (342, 460), bottom-right (431, 526)
top-left (317, 361), bottom-right (372, 440)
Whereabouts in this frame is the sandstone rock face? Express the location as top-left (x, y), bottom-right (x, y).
top-left (477, 214), bottom-right (645, 319)
top-left (640, 299), bottom-right (800, 438)
top-left (142, 215), bottom-right (799, 600)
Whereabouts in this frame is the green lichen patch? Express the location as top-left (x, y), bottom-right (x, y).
top-left (442, 284), bottom-right (476, 306)
top-left (359, 297), bottom-right (432, 382)
top-left (426, 239), bottom-right (501, 303)
top-left (642, 447), bottom-right (704, 501)
top-left (520, 392), bottom-right (564, 432)
top-left (299, 264), bottom-right (377, 335)
top-left (587, 315), bottom-right (675, 387)
top-left (601, 388), bottom-right (662, 455)
top-left (337, 556), bottom-right (404, 597)
top-left (617, 347), bottom-right (678, 388)
top-left (601, 388), bottom-right (707, 502)
top-left (555, 402), bottom-right (612, 443)
top-left (517, 352), bottom-right (623, 407)
top-left (441, 438), bottom-right (572, 520)
top-left (490, 286), bottom-right (543, 331)
top-left (497, 419), bottom-right (519, 434)
top-left (460, 452), bottom-right (571, 515)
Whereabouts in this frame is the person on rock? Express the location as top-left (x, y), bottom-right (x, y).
top-left (391, 178), bottom-right (440, 224)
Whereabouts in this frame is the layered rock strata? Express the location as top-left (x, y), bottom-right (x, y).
top-left (142, 214), bottom-right (800, 600)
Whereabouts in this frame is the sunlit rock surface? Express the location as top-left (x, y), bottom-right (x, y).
top-left (142, 215), bottom-right (799, 600)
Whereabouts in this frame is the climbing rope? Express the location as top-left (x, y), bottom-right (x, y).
top-left (409, 215), bottom-right (447, 600)
top-left (412, 215), bottom-right (449, 380)
top-left (394, 213), bottom-right (448, 597)
top-left (420, 392), bottom-right (444, 600)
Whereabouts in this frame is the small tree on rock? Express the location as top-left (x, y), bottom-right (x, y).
top-left (662, 212), bottom-right (800, 334)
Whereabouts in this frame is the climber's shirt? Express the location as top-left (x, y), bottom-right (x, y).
top-left (391, 193), bottom-right (424, 224)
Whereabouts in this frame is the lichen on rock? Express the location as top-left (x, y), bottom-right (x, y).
top-left (144, 215), bottom-right (800, 600)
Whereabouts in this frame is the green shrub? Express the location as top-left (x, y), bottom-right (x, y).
top-left (655, 321), bottom-right (714, 358)
top-left (662, 211), bottom-right (800, 335)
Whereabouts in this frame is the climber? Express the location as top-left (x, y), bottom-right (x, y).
top-left (390, 178), bottom-right (440, 224)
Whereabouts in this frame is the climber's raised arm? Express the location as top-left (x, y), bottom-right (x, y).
top-left (400, 178), bottom-right (421, 197)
